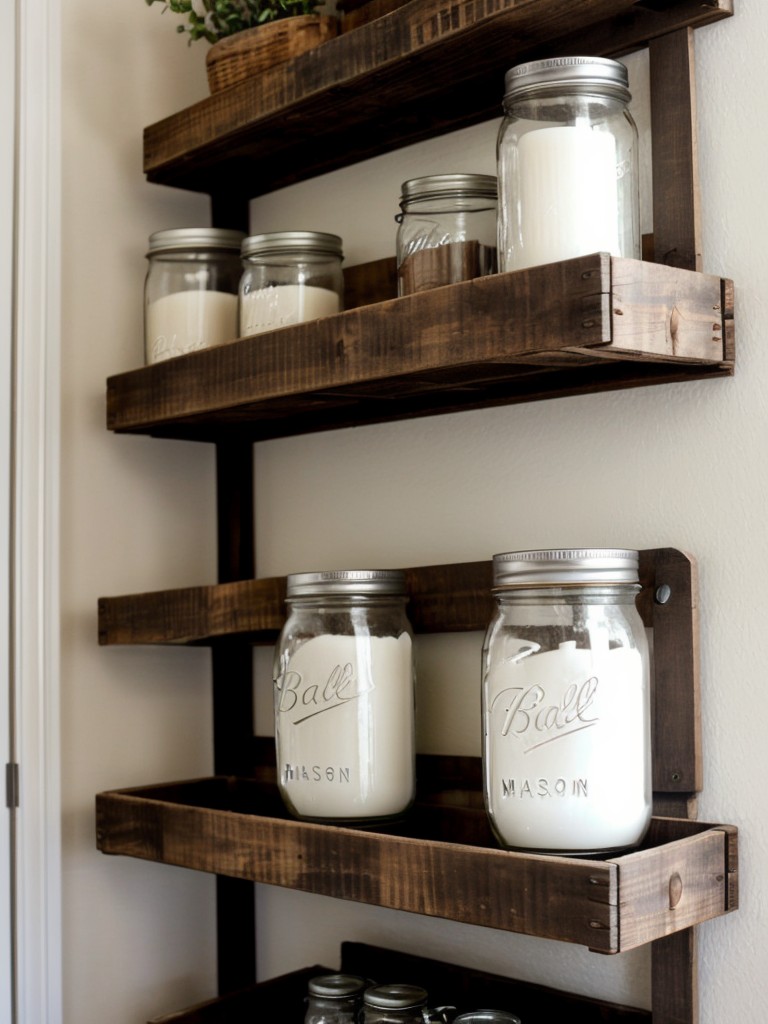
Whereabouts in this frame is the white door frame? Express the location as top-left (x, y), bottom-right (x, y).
top-left (3, 0), bottom-right (63, 1021)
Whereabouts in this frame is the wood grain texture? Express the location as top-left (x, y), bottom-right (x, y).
top-left (105, 256), bottom-right (734, 443)
top-left (141, 0), bottom-right (733, 197)
top-left (94, 776), bottom-right (736, 953)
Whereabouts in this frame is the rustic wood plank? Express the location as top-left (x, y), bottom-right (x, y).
top-left (649, 28), bottom-right (701, 270)
top-left (105, 256), bottom-right (733, 443)
top-left (651, 929), bottom-right (698, 1024)
top-left (94, 777), bottom-right (736, 953)
top-left (142, 0), bottom-right (732, 197)
top-left (343, 256), bottom-right (397, 309)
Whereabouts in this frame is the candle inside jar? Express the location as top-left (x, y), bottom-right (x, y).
top-left (145, 289), bottom-right (238, 363)
top-left (274, 632), bottom-right (414, 822)
top-left (510, 125), bottom-right (620, 270)
top-left (484, 640), bottom-right (650, 852)
top-left (240, 283), bottom-right (341, 336)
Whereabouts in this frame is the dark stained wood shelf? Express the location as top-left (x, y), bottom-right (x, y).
top-left (96, 773), bottom-right (738, 955)
top-left (107, 255), bottom-right (734, 444)
top-left (142, 0), bottom-right (733, 200)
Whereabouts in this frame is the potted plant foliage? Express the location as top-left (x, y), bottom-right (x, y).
top-left (145, 0), bottom-right (339, 92)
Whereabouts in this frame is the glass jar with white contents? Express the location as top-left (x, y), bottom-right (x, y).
top-left (481, 548), bottom-right (651, 855)
top-left (239, 231), bottom-right (344, 336)
top-left (273, 569), bottom-right (415, 824)
top-left (497, 56), bottom-right (640, 272)
top-left (144, 228), bottom-right (244, 364)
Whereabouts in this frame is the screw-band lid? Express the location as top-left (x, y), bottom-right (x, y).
top-left (286, 568), bottom-right (407, 598)
top-left (363, 984), bottom-right (428, 1010)
top-left (307, 974), bottom-right (369, 999)
top-left (147, 227), bottom-right (245, 257)
top-left (241, 230), bottom-right (343, 259)
top-left (400, 173), bottom-right (498, 203)
top-left (503, 56), bottom-right (631, 104)
top-left (492, 548), bottom-right (640, 587)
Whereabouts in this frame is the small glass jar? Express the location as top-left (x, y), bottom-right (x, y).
top-left (239, 230), bottom-right (344, 336)
top-left (481, 548), bottom-right (651, 855)
top-left (273, 569), bottom-right (415, 823)
top-left (305, 974), bottom-right (370, 1024)
top-left (362, 985), bottom-right (453, 1024)
top-left (497, 57), bottom-right (640, 272)
top-left (396, 173), bottom-right (498, 295)
top-left (144, 227), bottom-right (244, 364)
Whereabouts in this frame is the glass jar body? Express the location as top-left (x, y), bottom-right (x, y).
top-left (239, 247), bottom-right (344, 336)
top-left (497, 84), bottom-right (640, 272)
top-left (274, 590), bottom-right (415, 823)
top-left (144, 243), bottom-right (242, 364)
top-left (482, 584), bottom-right (651, 854)
top-left (396, 176), bottom-right (498, 295)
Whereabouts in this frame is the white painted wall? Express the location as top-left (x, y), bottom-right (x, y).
top-left (59, 2), bottom-right (764, 1023)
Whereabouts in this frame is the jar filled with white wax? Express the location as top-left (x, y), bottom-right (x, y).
top-left (273, 569), bottom-right (415, 823)
top-left (239, 231), bottom-right (344, 336)
top-left (497, 56), bottom-right (640, 272)
top-left (481, 548), bottom-right (651, 855)
top-left (144, 228), bottom-right (244, 364)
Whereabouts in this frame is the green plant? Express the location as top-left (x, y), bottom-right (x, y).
top-left (145, 0), bottom-right (324, 43)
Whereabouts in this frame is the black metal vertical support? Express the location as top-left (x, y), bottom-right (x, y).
top-left (214, 439), bottom-right (257, 993)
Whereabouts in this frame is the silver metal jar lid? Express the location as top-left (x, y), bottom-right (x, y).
top-left (492, 548), bottom-right (640, 587)
top-left (147, 227), bottom-right (245, 257)
top-left (454, 1013), bottom-right (522, 1024)
top-left (363, 984), bottom-right (428, 1010)
top-left (400, 173), bottom-right (498, 203)
top-left (503, 56), bottom-right (631, 103)
top-left (307, 974), bottom-right (369, 998)
top-left (286, 568), bottom-right (407, 598)
top-left (241, 230), bottom-right (343, 259)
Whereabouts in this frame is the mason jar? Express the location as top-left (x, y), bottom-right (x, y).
top-left (497, 57), bottom-right (640, 272)
top-left (239, 230), bottom-right (344, 336)
top-left (144, 227), bottom-right (244, 364)
top-left (481, 548), bottom-right (651, 855)
top-left (362, 985), bottom-right (453, 1024)
top-left (396, 173), bottom-right (498, 295)
top-left (305, 974), bottom-right (370, 1024)
top-left (273, 569), bottom-right (415, 823)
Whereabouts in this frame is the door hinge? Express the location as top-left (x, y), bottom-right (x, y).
top-left (5, 763), bottom-right (19, 808)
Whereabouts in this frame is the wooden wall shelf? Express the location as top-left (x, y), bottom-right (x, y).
top-left (107, 255), bottom-right (734, 444)
top-left (96, 775), bottom-right (738, 955)
top-left (142, 0), bottom-right (732, 200)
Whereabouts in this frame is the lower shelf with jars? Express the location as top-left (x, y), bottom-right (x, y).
top-left (145, 941), bottom-right (656, 1024)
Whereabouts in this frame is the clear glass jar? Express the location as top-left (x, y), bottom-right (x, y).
top-left (396, 173), bottom-right (498, 295)
top-left (497, 57), bottom-right (640, 272)
top-left (305, 974), bottom-right (370, 1024)
top-left (273, 569), bottom-right (415, 823)
top-left (239, 230), bottom-right (344, 336)
top-left (481, 548), bottom-right (651, 855)
top-left (362, 985), bottom-right (453, 1024)
top-left (144, 227), bottom-right (244, 364)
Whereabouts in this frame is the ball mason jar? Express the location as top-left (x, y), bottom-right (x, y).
top-left (305, 974), bottom-right (370, 1024)
top-left (239, 230), bottom-right (344, 336)
top-left (273, 569), bottom-right (415, 823)
top-left (481, 548), bottom-right (651, 855)
top-left (497, 56), bottom-right (640, 272)
top-left (144, 227), bottom-right (244, 364)
top-left (395, 173), bottom-right (498, 295)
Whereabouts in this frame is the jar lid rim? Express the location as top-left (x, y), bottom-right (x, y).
top-left (400, 173), bottom-right (498, 202)
top-left (241, 230), bottom-right (344, 258)
top-left (307, 974), bottom-right (369, 997)
top-left (286, 568), bottom-right (407, 597)
top-left (363, 983), bottom-right (428, 1009)
top-left (492, 548), bottom-right (640, 585)
top-left (147, 227), bottom-right (245, 256)
top-left (503, 55), bottom-right (630, 101)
